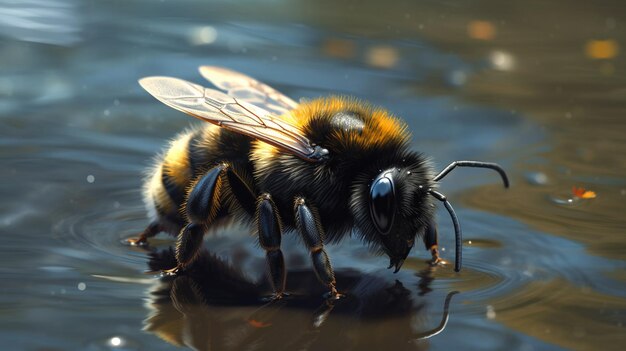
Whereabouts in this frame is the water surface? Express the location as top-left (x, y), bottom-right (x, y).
top-left (1, 1), bottom-right (625, 350)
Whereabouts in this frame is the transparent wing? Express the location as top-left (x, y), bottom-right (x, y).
top-left (139, 77), bottom-right (327, 162)
top-left (198, 66), bottom-right (298, 116)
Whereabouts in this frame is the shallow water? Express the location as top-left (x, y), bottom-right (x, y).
top-left (1, 0), bottom-right (625, 350)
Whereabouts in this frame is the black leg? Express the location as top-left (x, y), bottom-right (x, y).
top-left (126, 221), bottom-right (161, 246)
top-left (256, 193), bottom-right (286, 299)
top-left (293, 197), bottom-right (340, 299)
top-left (164, 164), bottom-right (229, 274)
top-left (423, 220), bottom-right (443, 266)
top-left (174, 223), bottom-right (206, 270)
top-left (184, 164), bottom-right (227, 225)
top-left (428, 189), bottom-right (462, 272)
top-left (225, 167), bottom-right (256, 216)
top-left (152, 163), bottom-right (256, 275)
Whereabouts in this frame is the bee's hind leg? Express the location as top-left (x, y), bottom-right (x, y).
top-left (257, 193), bottom-right (287, 300)
top-left (168, 163), bottom-right (257, 277)
top-left (126, 221), bottom-right (161, 247)
top-left (424, 221), bottom-right (444, 266)
top-left (294, 197), bottom-right (341, 300)
top-left (167, 164), bottom-right (230, 274)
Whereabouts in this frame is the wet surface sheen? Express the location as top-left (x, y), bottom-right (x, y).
top-left (1, 1), bottom-right (625, 350)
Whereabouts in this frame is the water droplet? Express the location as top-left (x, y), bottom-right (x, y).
top-left (77, 282), bottom-right (86, 291)
top-left (86, 175), bottom-right (95, 183)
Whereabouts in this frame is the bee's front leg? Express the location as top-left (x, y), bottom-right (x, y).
top-left (293, 197), bottom-right (341, 300)
top-left (424, 221), bottom-right (444, 266)
top-left (257, 193), bottom-right (287, 300)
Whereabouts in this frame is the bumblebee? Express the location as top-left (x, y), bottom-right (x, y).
top-left (130, 66), bottom-right (509, 299)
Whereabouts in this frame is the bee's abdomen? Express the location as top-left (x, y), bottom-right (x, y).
top-left (161, 132), bottom-right (195, 208)
top-left (144, 127), bottom-right (209, 225)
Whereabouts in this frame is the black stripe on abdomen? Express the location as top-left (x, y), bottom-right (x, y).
top-left (161, 168), bottom-right (186, 207)
top-left (187, 129), bottom-right (205, 178)
top-left (154, 195), bottom-right (185, 226)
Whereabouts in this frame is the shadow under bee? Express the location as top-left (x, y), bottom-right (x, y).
top-left (143, 249), bottom-right (458, 350)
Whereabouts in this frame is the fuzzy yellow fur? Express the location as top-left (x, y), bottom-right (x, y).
top-left (251, 96), bottom-right (409, 165)
top-left (293, 96), bottom-right (410, 148)
top-left (162, 133), bottom-right (193, 187)
top-left (144, 165), bottom-right (175, 216)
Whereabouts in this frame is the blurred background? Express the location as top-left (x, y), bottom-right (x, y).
top-left (0, 0), bottom-right (624, 350)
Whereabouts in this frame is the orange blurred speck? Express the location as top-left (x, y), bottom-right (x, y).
top-left (323, 38), bottom-right (356, 59)
top-left (572, 186), bottom-right (597, 199)
top-left (585, 40), bottom-right (619, 59)
top-left (248, 319), bottom-right (272, 328)
top-left (468, 20), bottom-right (496, 40)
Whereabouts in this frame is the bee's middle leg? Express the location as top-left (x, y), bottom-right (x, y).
top-left (256, 193), bottom-right (286, 300)
top-left (293, 197), bottom-right (340, 299)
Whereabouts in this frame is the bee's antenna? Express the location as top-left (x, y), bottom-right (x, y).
top-left (428, 189), bottom-right (462, 272)
top-left (433, 161), bottom-right (509, 188)
top-left (411, 291), bottom-right (459, 340)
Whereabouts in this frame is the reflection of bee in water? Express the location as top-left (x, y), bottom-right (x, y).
top-left (144, 248), bottom-right (458, 350)
top-left (129, 66), bottom-right (509, 299)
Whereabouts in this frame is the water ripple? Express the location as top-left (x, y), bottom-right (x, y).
top-left (0, 0), bottom-right (81, 46)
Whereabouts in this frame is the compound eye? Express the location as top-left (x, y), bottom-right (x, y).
top-left (369, 171), bottom-right (396, 235)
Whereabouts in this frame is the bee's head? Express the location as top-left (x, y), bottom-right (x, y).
top-left (351, 153), bottom-right (435, 273)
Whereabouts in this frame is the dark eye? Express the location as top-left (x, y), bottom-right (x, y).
top-left (369, 171), bottom-right (396, 235)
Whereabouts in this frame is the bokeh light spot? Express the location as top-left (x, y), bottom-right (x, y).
top-left (365, 45), bottom-right (399, 69)
top-left (323, 38), bottom-right (356, 59)
top-left (585, 40), bottom-right (618, 59)
top-left (468, 20), bottom-right (496, 40)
